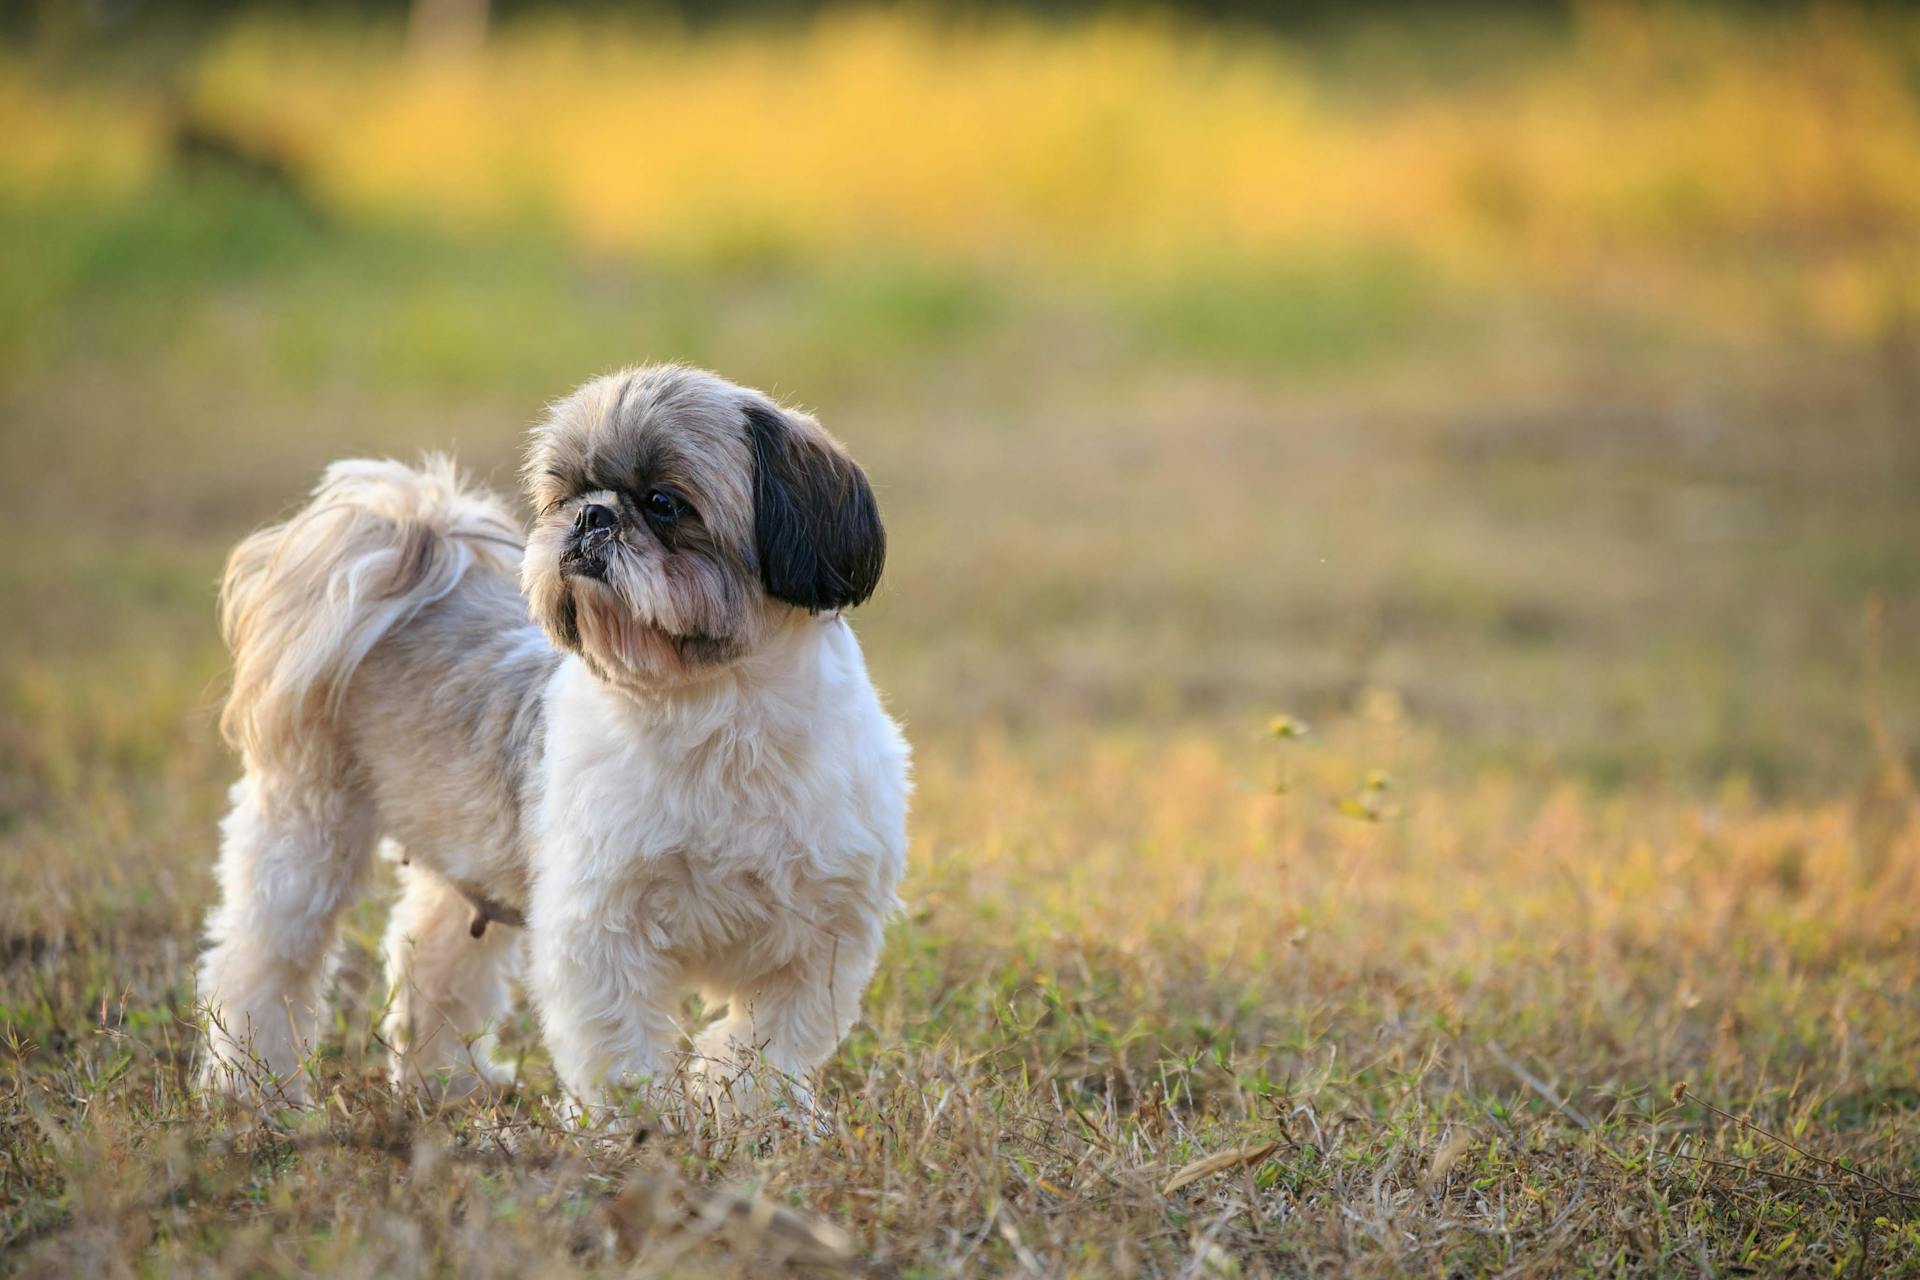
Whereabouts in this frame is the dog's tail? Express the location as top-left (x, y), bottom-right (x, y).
top-left (219, 455), bottom-right (523, 771)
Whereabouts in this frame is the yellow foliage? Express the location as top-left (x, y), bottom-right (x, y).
top-left (4, 7), bottom-right (1919, 330)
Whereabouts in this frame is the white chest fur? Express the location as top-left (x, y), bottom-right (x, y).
top-left (529, 617), bottom-right (909, 986)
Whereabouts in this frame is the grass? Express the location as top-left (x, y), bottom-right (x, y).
top-left (4, 6), bottom-right (1920, 1275)
top-left (4, 715), bottom-right (1919, 1273)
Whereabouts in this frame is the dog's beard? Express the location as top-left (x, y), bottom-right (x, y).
top-left (571, 582), bottom-right (692, 682)
top-left (524, 524), bottom-right (753, 690)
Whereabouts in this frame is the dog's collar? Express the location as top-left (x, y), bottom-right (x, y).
top-left (460, 887), bottom-right (526, 938)
top-left (396, 849), bottom-right (527, 938)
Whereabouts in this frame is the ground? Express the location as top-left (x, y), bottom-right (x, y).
top-left (4, 10), bottom-right (1920, 1276)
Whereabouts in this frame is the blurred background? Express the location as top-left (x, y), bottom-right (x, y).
top-left (9, 10), bottom-right (1920, 1270)
top-left (3, 0), bottom-right (1918, 799)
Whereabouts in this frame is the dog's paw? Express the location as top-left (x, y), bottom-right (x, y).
top-left (688, 1054), bottom-right (827, 1141)
top-left (390, 1047), bottom-right (518, 1105)
top-left (767, 1093), bottom-right (832, 1145)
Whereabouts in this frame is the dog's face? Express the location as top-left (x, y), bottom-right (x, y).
top-left (522, 365), bottom-right (884, 690)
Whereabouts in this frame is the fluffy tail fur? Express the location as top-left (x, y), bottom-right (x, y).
top-left (219, 455), bottom-right (523, 771)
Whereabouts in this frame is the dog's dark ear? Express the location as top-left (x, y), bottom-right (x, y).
top-left (745, 404), bottom-right (885, 612)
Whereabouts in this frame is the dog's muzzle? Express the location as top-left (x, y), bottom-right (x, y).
top-left (561, 502), bottom-right (617, 579)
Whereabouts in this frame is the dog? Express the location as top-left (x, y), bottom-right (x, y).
top-left (196, 365), bottom-right (910, 1121)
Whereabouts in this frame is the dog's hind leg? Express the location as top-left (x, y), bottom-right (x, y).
top-left (380, 861), bottom-right (522, 1098)
top-left (196, 772), bottom-right (375, 1104)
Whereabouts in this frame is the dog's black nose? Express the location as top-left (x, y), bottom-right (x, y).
top-left (574, 503), bottom-right (617, 535)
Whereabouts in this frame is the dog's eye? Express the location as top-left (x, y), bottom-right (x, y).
top-left (642, 488), bottom-right (686, 527)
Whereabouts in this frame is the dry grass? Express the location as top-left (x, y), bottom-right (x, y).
top-left (4, 709), bottom-right (1919, 1275)
top-left (5, 6), bottom-right (1920, 1274)
top-left (5, 239), bottom-right (1920, 1280)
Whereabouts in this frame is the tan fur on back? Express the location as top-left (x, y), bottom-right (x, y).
top-left (219, 455), bottom-right (523, 772)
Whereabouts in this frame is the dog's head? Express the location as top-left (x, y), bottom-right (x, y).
top-left (522, 365), bottom-right (884, 689)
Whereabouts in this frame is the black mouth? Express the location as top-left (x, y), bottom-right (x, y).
top-left (559, 550), bottom-right (606, 581)
top-left (561, 523), bottom-right (616, 580)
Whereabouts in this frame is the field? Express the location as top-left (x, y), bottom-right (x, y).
top-left (4, 7), bottom-right (1920, 1276)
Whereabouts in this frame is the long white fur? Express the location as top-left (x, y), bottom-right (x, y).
top-left (195, 368), bottom-right (910, 1121)
top-left (218, 455), bottom-right (524, 773)
top-left (530, 618), bottom-right (907, 1115)
top-left (202, 455), bottom-right (527, 1094)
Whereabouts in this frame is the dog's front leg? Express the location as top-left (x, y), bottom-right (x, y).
top-left (694, 923), bottom-right (883, 1119)
top-left (527, 872), bottom-right (680, 1125)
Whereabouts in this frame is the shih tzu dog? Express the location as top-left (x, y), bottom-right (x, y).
top-left (196, 365), bottom-right (910, 1120)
